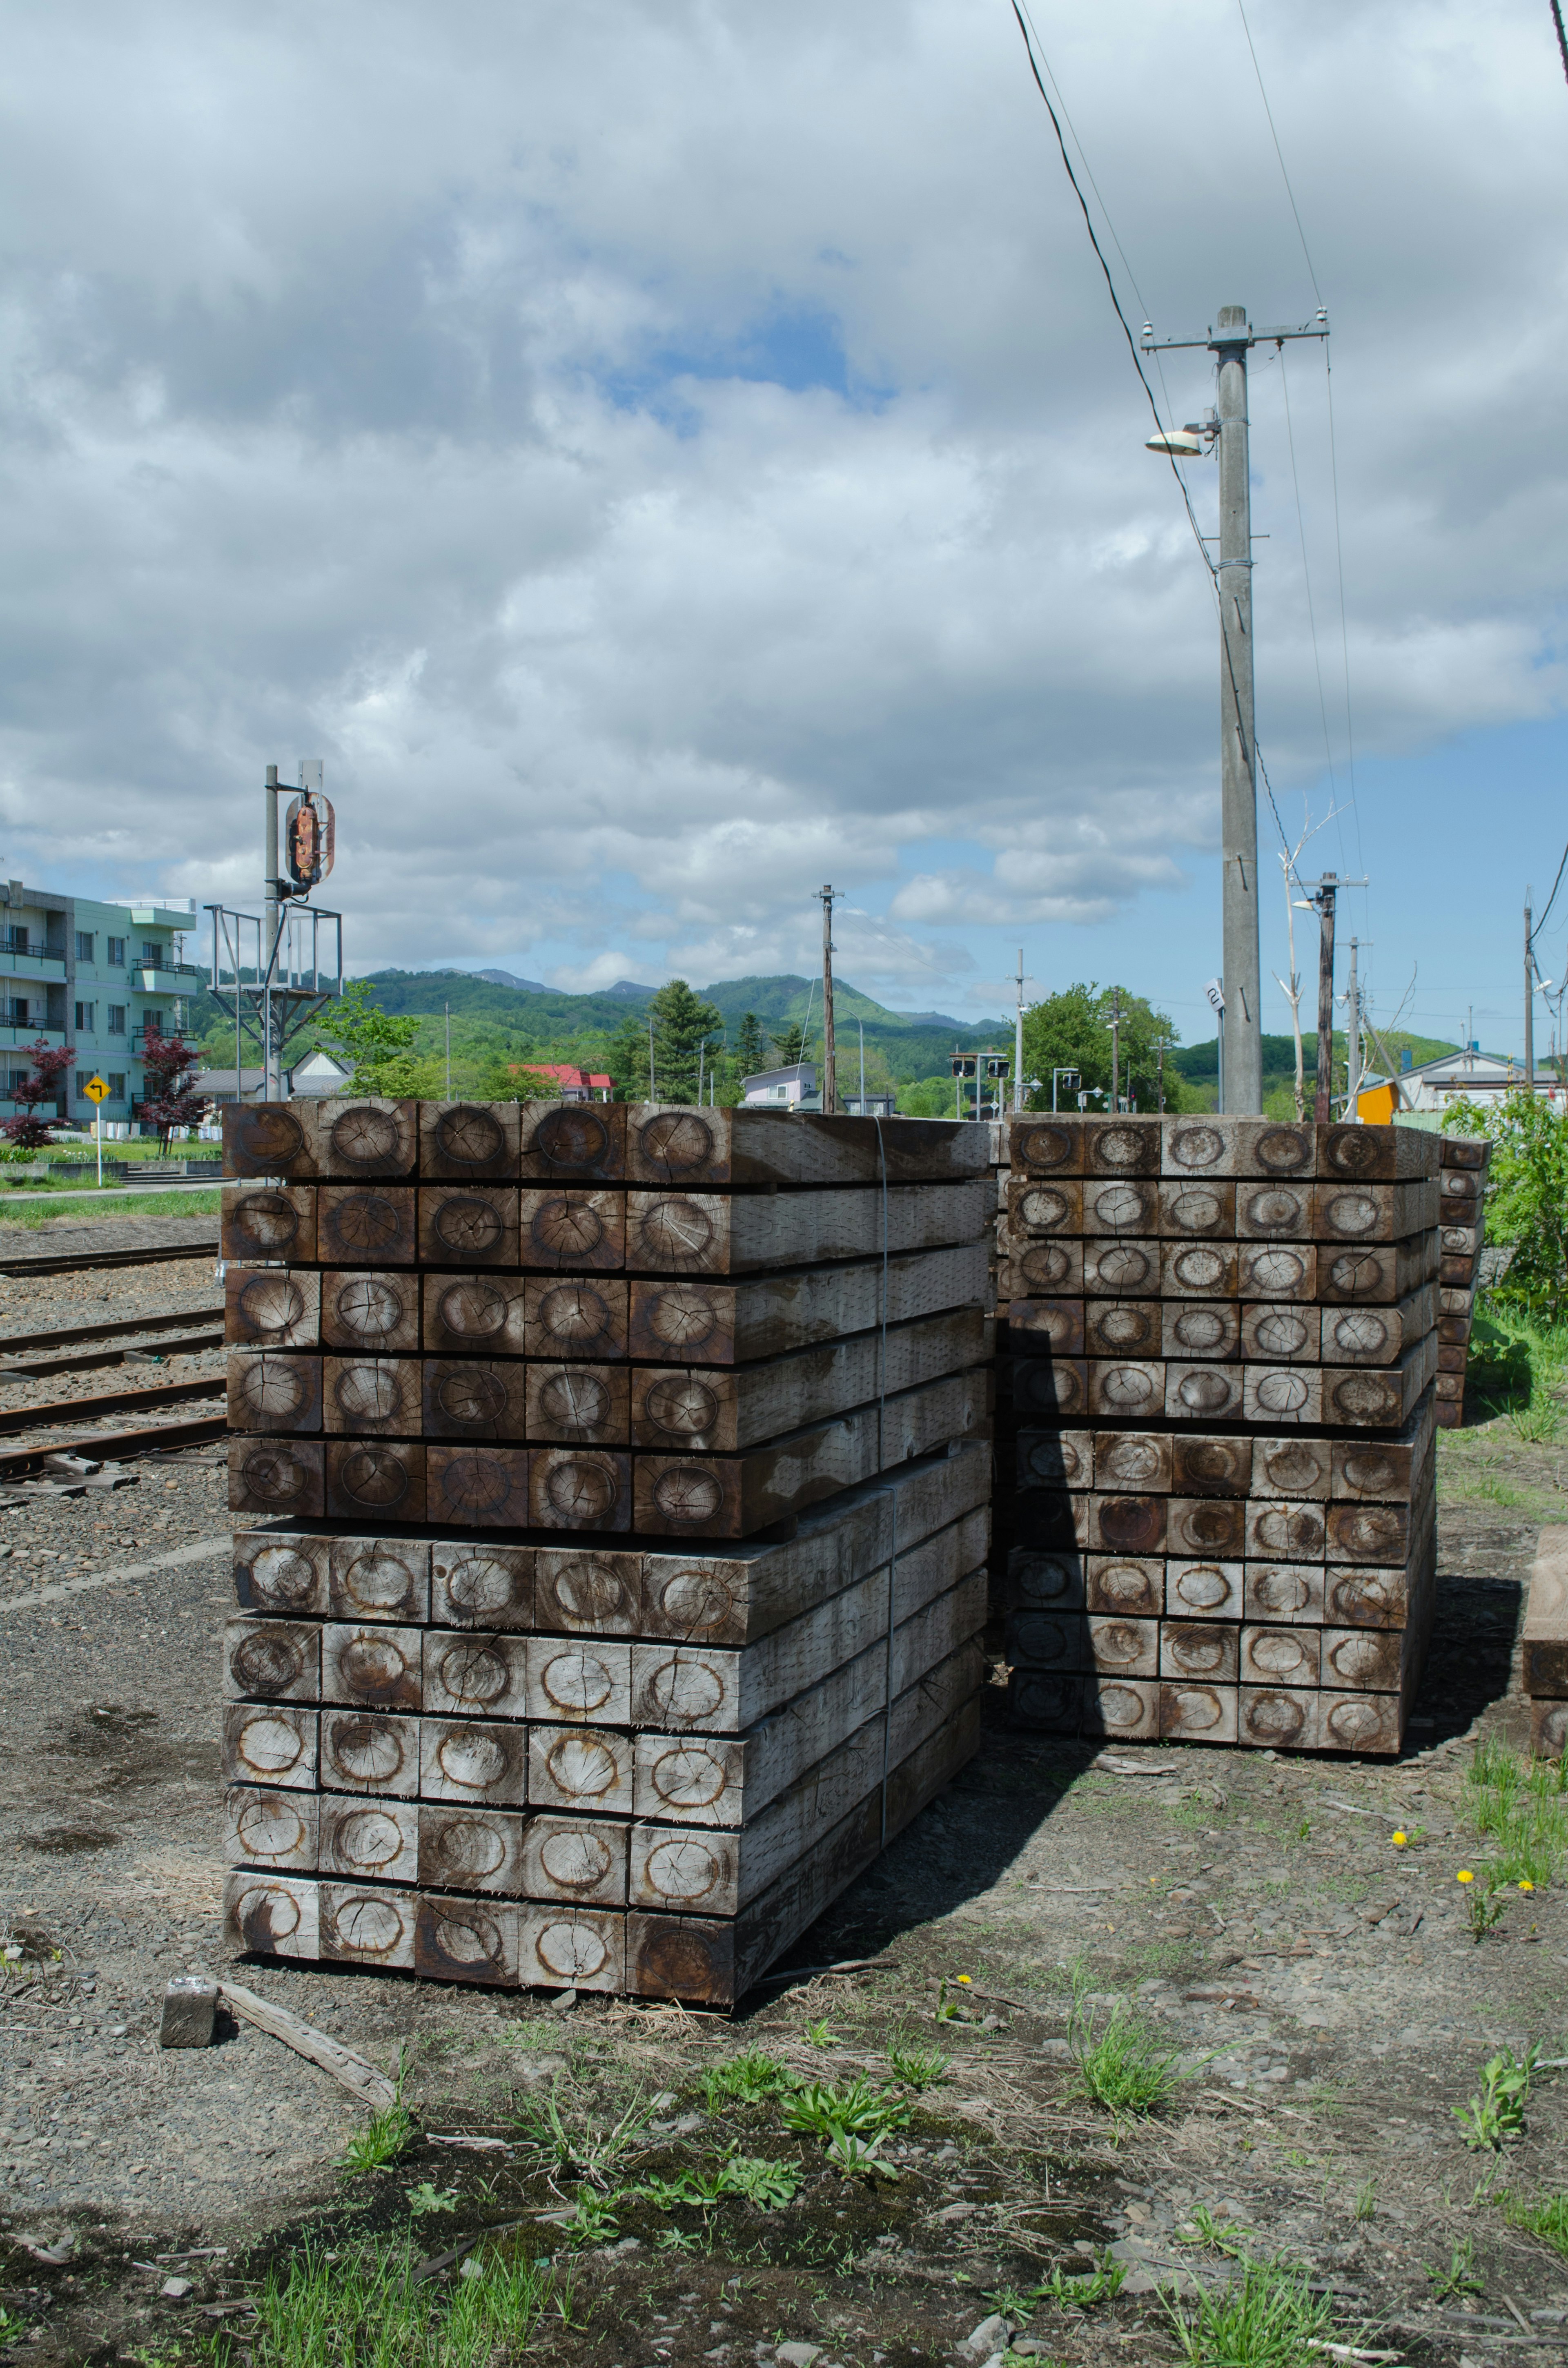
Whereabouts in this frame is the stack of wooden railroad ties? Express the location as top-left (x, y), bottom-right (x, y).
top-left (994, 1112), bottom-right (1443, 1757)
top-left (219, 1097), bottom-right (993, 2005)
top-left (1436, 1130), bottom-right (1490, 1428)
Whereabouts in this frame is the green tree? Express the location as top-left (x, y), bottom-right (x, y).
top-left (648, 979), bottom-right (724, 1104)
top-left (603, 1010), bottom-right (654, 1102)
top-left (769, 1020), bottom-right (808, 1066)
top-left (734, 1012), bottom-right (767, 1079)
top-left (1446, 1090), bottom-right (1568, 1319)
top-left (1019, 982), bottom-right (1186, 1114)
top-left (310, 980), bottom-right (432, 1096)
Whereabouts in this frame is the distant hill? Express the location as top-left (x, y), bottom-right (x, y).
top-left (471, 968), bottom-right (547, 992)
top-left (350, 968), bottom-right (1010, 1085)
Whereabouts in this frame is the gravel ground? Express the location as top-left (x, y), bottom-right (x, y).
top-left (0, 1397), bottom-right (1563, 2364)
top-left (0, 1215), bottom-right (218, 1261)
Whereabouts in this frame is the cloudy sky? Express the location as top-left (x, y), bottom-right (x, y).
top-left (3, 0), bottom-right (1566, 1054)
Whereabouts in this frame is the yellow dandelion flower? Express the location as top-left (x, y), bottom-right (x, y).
top-left (1392, 1831), bottom-right (1408, 1846)
top-left (1520, 1879), bottom-right (1536, 1893)
top-left (1456, 1870), bottom-right (1474, 1884)
top-left (956, 1974), bottom-right (971, 1985)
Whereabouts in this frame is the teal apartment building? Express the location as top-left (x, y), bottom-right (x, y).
top-left (0, 880), bottom-right (199, 1130)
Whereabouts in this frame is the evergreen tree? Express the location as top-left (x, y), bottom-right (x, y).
top-left (604, 1010), bottom-right (655, 1101)
top-left (734, 1012), bottom-right (766, 1079)
top-left (769, 1020), bottom-right (808, 1066)
top-left (647, 979), bottom-right (724, 1104)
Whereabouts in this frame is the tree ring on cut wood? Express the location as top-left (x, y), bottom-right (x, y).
top-left (1167, 1186), bottom-right (1226, 1232)
top-left (655, 1566), bottom-right (736, 1634)
top-left (644, 1376), bottom-right (721, 1438)
top-left (340, 1632), bottom-right (417, 1701)
top-left (331, 1892), bottom-right (410, 1957)
top-left (235, 1107), bottom-right (306, 1166)
top-left (541, 1456), bottom-right (618, 1524)
top-left (535, 1107), bottom-right (612, 1168)
top-left (334, 1278), bottom-right (406, 1341)
top-left (1098, 1365), bottom-right (1156, 1410)
top-left (646, 1837), bottom-right (724, 1905)
top-left (329, 1715), bottom-right (413, 1788)
top-left (435, 1195), bottom-right (504, 1255)
top-left (339, 1547), bottom-right (417, 1614)
top-left (536, 1280), bottom-right (616, 1349)
top-left (437, 1280), bottom-right (508, 1341)
top-left (437, 1452), bottom-right (514, 1522)
top-left (234, 1793), bottom-right (310, 1861)
top-left (533, 1916), bottom-right (611, 1983)
top-left (642, 1283), bottom-right (722, 1353)
top-left (426, 1815), bottom-right (507, 1884)
top-left (445, 1553), bottom-right (525, 1621)
top-left (1176, 1370), bottom-right (1233, 1414)
top-left (334, 1365), bottom-right (403, 1425)
top-left (637, 1110), bottom-right (715, 1176)
top-left (1323, 1126), bottom-right (1381, 1176)
top-left (1254, 1124), bottom-right (1314, 1175)
top-left (1169, 1123), bottom-right (1225, 1170)
top-left (548, 1556), bottom-right (636, 1627)
top-left (1172, 1308), bottom-right (1227, 1353)
top-left (1093, 1561), bottom-right (1156, 1614)
top-left (540, 1827), bottom-right (615, 1892)
top-left (637, 1197), bottom-right (715, 1264)
top-left (1245, 1689), bottom-right (1308, 1744)
top-left (1093, 1244), bottom-right (1152, 1291)
top-left (232, 1712), bottom-right (310, 1779)
top-left (1019, 1185), bottom-right (1073, 1232)
top-left (537, 1647), bottom-right (616, 1716)
top-left (431, 1639), bottom-right (509, 1709)
top-left (237, 1358), bottom-right (314, 1422)
top-left (238, 1275), bottom-right (307, 1336)
top-left (1016, 1242), bottom-right (1072, 1290)
top-left (1095, 1684), bottom-right (1148, 1733)
top-left (1254, 1311), bottom-right (1310, 1359)
top-left (433, 1727), bottom-right (509, 1792)
top-left (544, 1733), bottom-right (620, 1802)
top-left (249, 1545), bottom-right (318, 1610)
top-left (1166, 1685), bottom-right (1226, 1732)
top-left (1170, 1246), bottom-right (1226, 1292)
top-left (1328, 1309), bottom-right (1391, 1358)
top-left (331, 1808), bottom-right (405, 1872)
top-left (1328, 1570), bottom-right (1397, 1624)
top-left (1322, 1189), bottom-right (1379, 1238)
top-left (646, 1741), bottom-right (727, 1812)
top-left (1341, 1448), bottom-right (1398, 1494)
top-left (1089, 1182), bottom-right (1147, 1230)
top-left (330, 1106), bottom-right (402, 1169)
top-left (1093, 1619), bottom-right (1145, 1667)
top-left (1183, 1504), bottom-right (1241, 1553)
top-left (330, 1191), bottom-right (403, 1255)
top-left (1015, 1121), bottom-right (1076, 1172)
top-left (1242, 1186), bottom-right (1307, 1233)
top-left (233, 1880), bottom-right (305, 1949)
top-left (435, 1105), bottom-right (506, 1167)
top-left (539, 1371), bottom-right (612, 1434)
top-left (423, 1900), bottom-right (508, 1977)
top-left (1094, 1124), bottom-right (1149, 1171)
top-left (650, 1465), bottom-right (724, 1525)
top-left (238, 1445), bottom-right (313, 1506)
top-left (234, 1191), bottom-right (301, 1251)
top-left (437, 1370), bottom-right (508, 1427)
top-left (635, 1923), bottom-right (720, 1998)
top-left (1255, 1371), bottom-right (1310, 1415)
top-left (232, 1629), bottom-right (312, 1696)
top-left (1094, 1307), bottom-right (1155, 1352)
top-left (338, 1445), bottom-right (413, 1510)
top-left (1337, 1506), bottom-right (1403, 1556)
top-left (1324, 1697), bottom-right (1388, 1750)
top-left (1011, 1553), bottom-right (1079, 1608)
top-left (1254, 1509), bottom-right (1323, 1556)
top-left (530, 1197), bottom-right (605, 1260)
top-left (644, 1656), bottom-right (724, 1722)
top-left (1170, 1564), bottom-right (1231, 1612)
top-left (1261, 1443), bottom-right (1323, 1493)
top-left (1182, 1441), bottom-right (1243, 1485)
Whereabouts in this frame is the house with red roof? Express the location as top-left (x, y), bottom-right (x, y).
top-left (508, 1061), bottom-right (613, 1103)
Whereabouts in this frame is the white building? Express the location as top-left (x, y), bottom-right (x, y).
top-left (742, 1061), bottom-right (817, 1108)
top-left (1367, 1048), bottom-right (1568, 1115)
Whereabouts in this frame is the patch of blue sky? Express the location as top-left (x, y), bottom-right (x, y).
top-left (599, 302), bottom-right (894, 420)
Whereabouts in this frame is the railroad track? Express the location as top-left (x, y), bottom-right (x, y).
top-left (0, 1325), bottom-right (224, 1381)
top-left (0, 1374), bottom-right (224, 1437)
top-left (0, 1236), bottom-right (218, 1280)
top-left (0, 1413), bottom-right (226, 1477)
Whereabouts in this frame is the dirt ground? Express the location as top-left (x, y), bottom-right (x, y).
top-left (0, 1341), bottom-right (1566, 2364)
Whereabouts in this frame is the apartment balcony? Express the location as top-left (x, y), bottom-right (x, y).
top-left (130, 963), bottom-right (201, 994)
top-left (0, 1026), bottom-right (64, 1052)
top-left (0, 949), bottom-right (66, 981)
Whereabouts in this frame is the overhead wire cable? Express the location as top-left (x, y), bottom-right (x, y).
top-left (1279, 346), bottom-right (1346, 862)
top-left (1007, 0), bottom-right (1217, 589)
top-left (1528, 838), bottom-right (1568, 945)
top-left (1552, 0), bottom-right (1568, 87)
top-left (1236, 0), bottom-right (1323, 303)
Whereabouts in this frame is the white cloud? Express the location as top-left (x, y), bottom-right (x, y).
top-left (0, 0), bottom-right (1564, 1010)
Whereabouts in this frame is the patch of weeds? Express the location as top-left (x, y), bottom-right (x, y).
top-left (1037, 2250), bottom-right (1127, 2307)
top-left (783, 2077), bottom-right (911, 2144)
top-left (1426, 2236), bottom-right (1485, 2297)
top-left (1124, 1939), bottom-right (1197, 1980)
top-left (514, 2085), bottom-right (653, 2186)
top-left (887, 2044), bottom-right (949, 2090)
top-left (801, 2018), bottom-right (841, 2047)
top-left (1467, 1737), bottom-right (1568, 1887)
top-left (825, 2127), bottom-right (900, 2179)
top-left (1456, 2046), bottom-right (1537, 2150)
top-left (656, 2227), bottom-right (701, 2253)
top-left (1353, 2177), bottom-right (1376, 2223)
top-left (339, 2100), bottom-right (416, 2174)
top-left (703, 2048), bottom-right (797, 2108)
top-left (637, 2152), bottom-right (801, 2211)
top-left (557, 2190), bottom-right (621, 2248)
top-left (1067, 1968), bottom-right (1184, 2116)
top-left (1191, 2204), bottom-right (1255, 2257)
top-left (1161, 2249), bottom-right (1340, 2367)
top-left (404, 2183), bottom-right (458, 2217)
top-left (219, 2235), bottom-right (553, 2366)
top-left (1500, 2189), bottom-right (1568, 2256)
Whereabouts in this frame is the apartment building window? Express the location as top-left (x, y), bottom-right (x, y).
top-left (74, 1069), bottom-right (91, 1099)
top-left (140, 942), bottom-right (163, 968)
top-left (7, 1070), bottom-right (28, 1097)
top-left (74, 931), bottom-right (94, 963)
top-left (107, 1005), bottom-right (126, 1035)
top-left (5, 928), bottom-right (28, 956)
top-left (143, 1010), bottom-right (164, 1036)
top-left (74, 1001), bottom-right (95, 1032)
top-left (107, 936), bottom-right (125, 966)
top-left (108, 1073), bottom-right (125, 1100)
top-left (4, 1000), bottom-right (29, 1028)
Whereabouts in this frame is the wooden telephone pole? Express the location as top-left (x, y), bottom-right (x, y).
top-left (819, 885), bottom-right (837, 1115)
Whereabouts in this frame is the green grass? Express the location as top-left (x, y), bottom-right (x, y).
top-left (338, 2102), bottom-right (416, 2173)
top-left (1500, 2190), bottom-right (1568, 2255)
top-left (216, 2236), bottom-right (554, 2366)
top-left (781, 2078), bottom-right (911, 2145)
top-left (1468, 1311), bottom-right (1568, 1443)
top-left (703, 2048), bottom-right (797, 2109)
top-left (0, 1187), bottom-right (220, 1226)
top-left (1067, 1969), bottom-right (1185, 2117)
top-left (887, 2044), bottom-right (950, 2091)
top-left (635, 2153), bottom-right (801, 2210)
top-left (1466, 1737), bottom-right (1568, 1886)
top-left (1160, 2252), bottom-right (1339, 2366)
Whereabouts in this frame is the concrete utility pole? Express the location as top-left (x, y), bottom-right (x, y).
top-left (1143, 305), bottom-right (1329, 1115)
top-left (1109, 987), bottom-right (1122, 1113)
top-left (263, 764), bottom-right (281, 1101)
top-left (1345, 939), bottom-right (1361, 1121)
top-left (819, 885), bottom-right (838, 1115)
top-left (1526, 897), bottom-right (1535, 1094)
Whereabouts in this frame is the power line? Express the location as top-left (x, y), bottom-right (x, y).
top-left (1529, 838), bottom-right (1568, 944)
top-left (1552, 0), bottom-right (1568, 87)
top-left (1278, 348), bottom-right (1342, 845)
top-left (1006, 0), bottom-right (1217, 588)
top-left (1235, 0), bottom-right (1323, 305)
